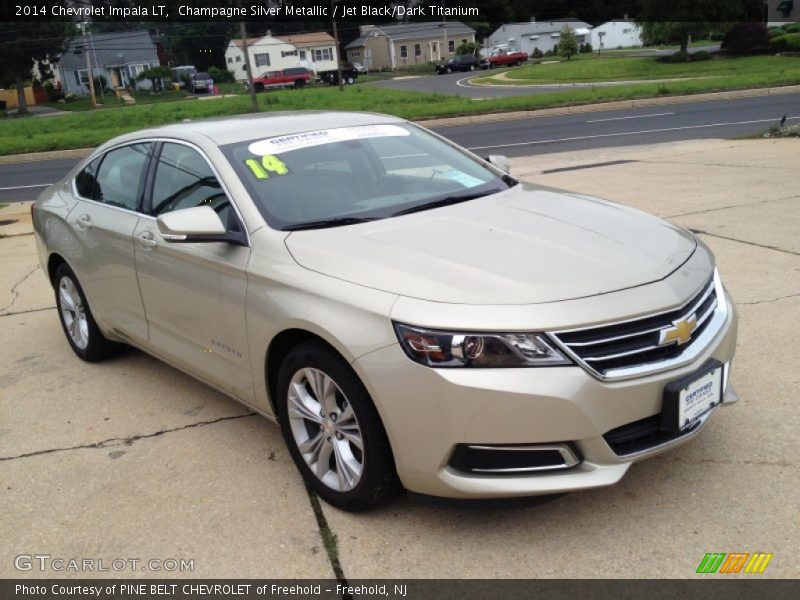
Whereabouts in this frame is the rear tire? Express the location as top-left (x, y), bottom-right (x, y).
top-left (488, 62), bottom-right (496, 69)
top-left (254, 83), bottom-right (264, 93)
top-left (345, 76), bottom-right (355, 85)
top-left (276, 341), bottom-right (401, 511)
top-left (294, 79), bottom-right (306, 89)
top-left (54, 263), bottom-right (120, 362)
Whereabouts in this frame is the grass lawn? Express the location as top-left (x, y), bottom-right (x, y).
top-left (1, 58), bottom-right (799, 156)
top-left (474, 55), bottom-right (800, 85)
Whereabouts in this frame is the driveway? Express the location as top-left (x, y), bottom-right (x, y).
top-left (366, 70), bottom-right (567, 99)
top-left (1, 138), bottom-right (797, 579)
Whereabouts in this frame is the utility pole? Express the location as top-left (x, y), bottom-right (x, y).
top-left (239, 20), bottom-right (259, 113)
top-left (332, 0), bottom-right (343, 90)
top-left (81, 21), bottom-right (97, 108)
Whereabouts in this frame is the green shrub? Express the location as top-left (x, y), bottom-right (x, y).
top-left (721, 22), bottom-right (770, 54)
top-left (92, 75), bottom-right (108, 92)
top-left (692, 50), bottom-right (712, 61)
top-left (768, 27), bottom-right (785, 38)
top-left (207, 66), bottom-right (235, 83)
top-left (580, 42), bottom-right (593, 53)
top-left (670, 50), bottom-right (690, 63)
top-left (531, 47), bottom-right (543, 58)
top-left (784, 23), bottom-right (800, 34)
top-left (770, 33), bottom-right (800, 52)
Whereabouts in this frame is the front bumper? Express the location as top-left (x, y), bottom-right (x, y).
top-left (353, 293), bottom-right (738, 499)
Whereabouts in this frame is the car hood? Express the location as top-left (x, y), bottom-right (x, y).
top-left (284, 183), bottom-right (697, 305)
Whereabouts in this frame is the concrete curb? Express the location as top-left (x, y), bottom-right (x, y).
top-left (1, 85), bottom-right (798, 163)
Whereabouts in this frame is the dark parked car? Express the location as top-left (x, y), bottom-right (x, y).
top-left (318, 65), bottom-right (359, 85)
top-left (435, 55), bottom-right (480, 74)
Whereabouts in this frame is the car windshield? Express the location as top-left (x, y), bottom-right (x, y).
top-left (194, 72), bottom-right (209, 79)
top-left (221, 123), bottom-right (513, 230)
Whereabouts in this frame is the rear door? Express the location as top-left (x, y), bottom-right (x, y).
top-left (66, 143), bottom-right (152, 344)
top-left (132, 141), bottom-right (253, 401)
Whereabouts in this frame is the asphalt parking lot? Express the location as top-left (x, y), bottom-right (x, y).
top-left (1, 138), bottom-right (797, 579)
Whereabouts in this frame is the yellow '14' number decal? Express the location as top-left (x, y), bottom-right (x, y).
top-left (245, 155), bottom-right (289, 180)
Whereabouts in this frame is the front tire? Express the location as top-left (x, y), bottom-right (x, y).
top-left (54, 263), bottom-right (119, 362)
top-left (276, 341), bottom-right (401, 511)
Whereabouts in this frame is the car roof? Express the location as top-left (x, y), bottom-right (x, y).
top-left (97, 111), bottom-right (406, 149)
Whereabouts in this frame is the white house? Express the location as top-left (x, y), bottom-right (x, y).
top-left (225, 31), bottom-right (339, 80)
top-left (590, 19), bottom-right (642, 50)
top-left (486, 19), bottom-right (592, 55)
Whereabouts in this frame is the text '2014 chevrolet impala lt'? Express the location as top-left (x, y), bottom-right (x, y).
top-left (33, 112), bottom-right (738, 511)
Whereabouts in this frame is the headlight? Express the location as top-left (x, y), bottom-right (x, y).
top-left (393, 323), bottom-right (571, 368)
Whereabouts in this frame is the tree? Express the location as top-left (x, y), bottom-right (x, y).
top-left (558, 25), bottom-right (579, 60)
top-left (0, 17), bottom-right (74, 115)
top-left (637, 0), bottom-right (749, 52)
top-left (456, 41), bottom-right (480, 56)
top-left (136, 66), bottom-right (173, 92)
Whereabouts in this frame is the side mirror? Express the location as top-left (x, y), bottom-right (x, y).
top-left (157, 206), bottom-right (230, 243)
top-left (486, 154), bottom-right (511, 174)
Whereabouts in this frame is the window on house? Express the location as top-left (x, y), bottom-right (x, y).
top-left (623, 28), bottom-right (631, 33)
top-left (312, 47), bottom-right (332, 61)
top-left (75, 69), bottom-right (89, 86)
top-left (254, 53), bottom-right (270, 67)
top-left (448, 40), bottom-right (455, 53)
top-left (128, 64), bottom-right (148, 78)
top-left (235, 55), bottom-right (241, 62)
top-left (281, 50), bottom-right (298, 57)
top-left (400, 45), bottom-right (408, 58)
top-left (414, 44), bottom-right (421, 56)
top-left (299, 50), bottom-right (306, 60)
top-left (350, 50), bottom-right (360, 58)
top-left (227, 57), bottom-right (233, 64)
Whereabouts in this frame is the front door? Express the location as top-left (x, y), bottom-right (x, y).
top-left (133, 141), bottom-right (253, 401)
top-left (66, 143), bottom-right (152, 344)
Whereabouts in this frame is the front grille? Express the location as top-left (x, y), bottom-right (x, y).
top-left (550, 276), bottom-right (718, 379)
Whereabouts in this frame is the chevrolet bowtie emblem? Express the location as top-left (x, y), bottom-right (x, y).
top-left (659, 314), bottom-right (698, 346)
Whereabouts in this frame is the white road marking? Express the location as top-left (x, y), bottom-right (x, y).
top-left (467, 116), bottom-right (799, 151)
top-left (586, 112), bottom-right (675, 123)
top-left (0, 183), bottom-right (52, 191)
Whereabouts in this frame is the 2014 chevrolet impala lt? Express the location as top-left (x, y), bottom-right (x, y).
top-left (33, 112), bottom-right (738, 511)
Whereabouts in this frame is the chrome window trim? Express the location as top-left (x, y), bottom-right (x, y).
top-left (464, 443), bottom-right (579, 473)
top-left (72, 137), bottom-right (251, 246)
top-left (547, 270), bottom-right (729, 382)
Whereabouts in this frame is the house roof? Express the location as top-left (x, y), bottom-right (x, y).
top-left (229, 37), bottom-right (261, 48)
top-left (58, 30), bottom-right (159, 70)
top-left (275, 32), bottom-right (335, 47)
top-left (488, 19), bottom-right (593, 42)
top-left (346, 21), bottom-right (475, 49)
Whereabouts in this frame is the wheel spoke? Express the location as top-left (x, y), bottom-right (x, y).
top-left (337, 425), bottom-right (363, 452)
top-left (59, 286), bottom-right (76, 311)
top-left (333, 440), bottom-right (360, 491)
top-left (288, 383), bottom-right (323, 424)
top-left (315, 437), bottom-right (333, 480)
top-left (298, 430), bottom-right (324, 457)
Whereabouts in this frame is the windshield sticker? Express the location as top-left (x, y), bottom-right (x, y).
top-left (248, 124), bottom-right (410, 156)
top-left (442, 169), bottom-right (485, 188)
top-left (245, 154), bottom-right (290, 180)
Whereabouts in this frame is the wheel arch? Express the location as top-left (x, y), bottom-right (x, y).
top-left (47, 252), bottom-right (68, 287)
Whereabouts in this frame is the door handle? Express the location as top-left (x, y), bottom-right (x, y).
top-left (75, 214), bottom-right (92, 229)
top-left (135, 230), bottom-right (157, 249)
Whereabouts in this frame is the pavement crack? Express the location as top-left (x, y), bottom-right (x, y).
top-left (305, 486), bottom-right (351, 595)
top-left (0, 265), bottom-right (40, 315)
top-left (0, 305), bottom-right (55, 317)
top-left (738, 292), bottom-right (800, 306)
top-left (689, 228), bottom-right (800, 257)
top-left (664, 194), bottom-right (799, 219)
top-left (0, 412), bottom-right (257, 462)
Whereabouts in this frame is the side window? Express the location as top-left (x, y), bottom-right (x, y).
top-left (92, 143), bottom-right (151, 210)
top-left (150, 143), bottom-right (237, 229)
top-left (74, 157), bottom-right (102, 199)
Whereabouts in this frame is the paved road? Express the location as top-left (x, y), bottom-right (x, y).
top-left (1, 92), bottom-right (797, 202)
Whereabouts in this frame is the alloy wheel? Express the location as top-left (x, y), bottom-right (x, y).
top-left (59, 276), bottom-right (89, 350)
top-left (287, 367), bottom-right (364, 492)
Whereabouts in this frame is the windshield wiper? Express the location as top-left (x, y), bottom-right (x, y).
top-left (282, 217), bottom-right (378, 231)
top-left (391, 191), bottom-right (497, 217)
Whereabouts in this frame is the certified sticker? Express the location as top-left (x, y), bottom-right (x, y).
top-left (247, 124), bottom-right (410, 156)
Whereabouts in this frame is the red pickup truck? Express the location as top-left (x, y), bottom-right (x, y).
top-left (480, 50), bottom-right (529, 69)
top-left (251, 67), bottom-right (312, 91)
